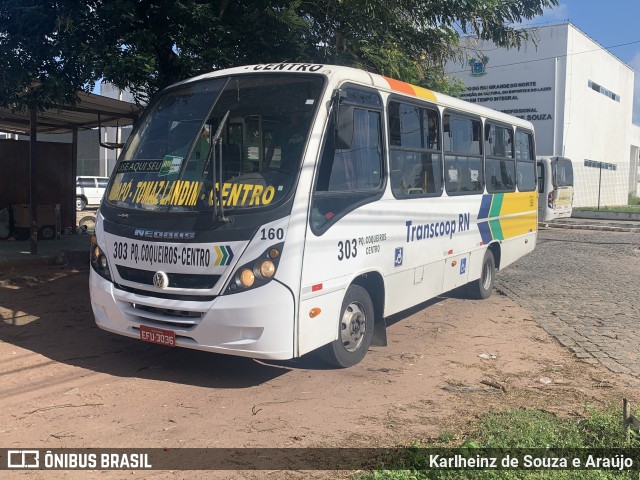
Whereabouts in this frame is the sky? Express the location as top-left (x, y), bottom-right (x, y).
top-left (525, 0), bottom-right (640, 124)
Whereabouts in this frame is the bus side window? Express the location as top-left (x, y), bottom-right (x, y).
top-left (311, 105), bottom-right (384, 232)
top-left (388, 100), bottom-right (442, 198)
top-left (515, 130), bottom-right (536, 192)
top-left (485, 123), bottom-right (515, 193)
top-left (537, 163), bottom-right (545, 193)
top-left (443, 113), bottom-right (483, 196)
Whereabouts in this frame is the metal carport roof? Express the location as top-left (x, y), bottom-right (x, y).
top-left (0, 91), bottom-right (141, 135)
top-left (0, 91), bottom-right (142, 254)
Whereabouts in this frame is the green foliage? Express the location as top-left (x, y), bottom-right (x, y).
top-left (357, 406), bottom-right (639, 480)
top-left (0, 0), bottom-right (559, 108)
top-left (0, 0), bottom-right (101, 110)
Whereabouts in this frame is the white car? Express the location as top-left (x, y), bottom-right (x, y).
top-left (76, 176), bottom-right (109, 211)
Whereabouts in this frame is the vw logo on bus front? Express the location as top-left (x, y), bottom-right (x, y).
top-left (153, 271), bottom-right (169, 289)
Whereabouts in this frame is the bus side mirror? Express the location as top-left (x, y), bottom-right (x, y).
top-left (335, 104), bottom-right (354, 150)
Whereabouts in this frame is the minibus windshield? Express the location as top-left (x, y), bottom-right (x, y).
top-left (106, 74), bottom-right (324, 213)
top-left (553, 157), bottom-right (574, 188)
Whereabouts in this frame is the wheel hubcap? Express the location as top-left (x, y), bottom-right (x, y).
top-left (340, 302), bottom-right (366, 352)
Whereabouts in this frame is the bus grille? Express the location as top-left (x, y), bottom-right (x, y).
top-left (116, 265), bottom-right (220, 290)
top-left (122, 302), bottom-right (205, 329)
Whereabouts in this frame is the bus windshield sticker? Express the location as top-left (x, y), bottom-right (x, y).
top-left (115, 160), bottom-right (166, 174)
top-left (109, 179), bottom-right (277, 208)
top-left (159, 156), bottom-right (184, 177)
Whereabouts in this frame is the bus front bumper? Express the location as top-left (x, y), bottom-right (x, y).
top-left (89, 270), bottom-right (295, 360)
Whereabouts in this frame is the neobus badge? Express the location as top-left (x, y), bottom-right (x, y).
top-left (134, 229), bottom-right (196, 240)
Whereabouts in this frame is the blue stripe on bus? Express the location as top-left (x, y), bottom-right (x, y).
top-left (477, 194), bottom-right (493, 219)
top-left (477, 221), bottom-right (493, 245)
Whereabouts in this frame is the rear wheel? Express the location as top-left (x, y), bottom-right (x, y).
top-left (320, 285), bottom-right (375, 368)
top-left (467, 249), bottom-right (495, 299)
top-left (76, 196), bottom-right (86, 211)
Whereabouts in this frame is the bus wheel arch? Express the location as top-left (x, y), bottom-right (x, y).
top-left (320, 272), bottom-right (385, 368)
top-left (467, 245), bottom-right (497, 300)
top-left (353, 271), bottom-right (386, 347)
top-left (488, 242), bottom-right (501, 270)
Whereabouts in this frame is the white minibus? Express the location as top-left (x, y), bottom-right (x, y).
top-left (90, 63), bottom-right (538, 367)
top-left (537, 156), bottom-right (574, 221)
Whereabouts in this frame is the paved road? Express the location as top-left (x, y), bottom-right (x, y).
top-left (496, 226), bottom-right (640, 376)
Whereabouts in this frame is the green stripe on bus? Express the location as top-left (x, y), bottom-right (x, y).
top-left (489, 193), bottom-right (504, 218)
top-left (489, 219), bottom-right (504, 241)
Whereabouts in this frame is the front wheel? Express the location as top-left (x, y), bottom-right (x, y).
top-left (320, 285), bottom-right (375, 368)
top-left (467, 249), bottom-right (495, 299)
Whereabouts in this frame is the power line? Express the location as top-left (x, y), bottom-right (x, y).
top-left (448, 39), bottom-right (640, 75)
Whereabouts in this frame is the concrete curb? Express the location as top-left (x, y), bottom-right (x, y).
top-left (541, 222), bottom-right (640, 233)
top-left (572, 210), bottom-right (640, 221)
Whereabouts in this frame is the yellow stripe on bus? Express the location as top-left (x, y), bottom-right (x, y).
top-left (499, 191), bottom-right (537, 216)
top-left (499, 212), bottom-right (538, 239)
top-left (412, 86), bottom-right (437, 102)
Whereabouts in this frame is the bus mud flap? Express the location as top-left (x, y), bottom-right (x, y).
top-left (371, 317), bottom-right (387, 347)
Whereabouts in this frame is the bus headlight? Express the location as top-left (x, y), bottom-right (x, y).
top-left (239, 268), bottom-right (256, 288)
top-left (255, 259), bottom-right (275, 279)
top-left (90, 236), bottom-right (112, 281)
top-left (226, 243), bottom-right (283, 295)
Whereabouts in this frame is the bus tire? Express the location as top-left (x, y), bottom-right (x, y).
top-left (320, 285), bottom-right (374, 368)
top-left (467, 249), bottom-right (495, 300)
top-left (76, 196), bottom-right (87, 211)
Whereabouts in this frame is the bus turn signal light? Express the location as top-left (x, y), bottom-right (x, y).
top-left (309, 308), bottom-right (321, 318)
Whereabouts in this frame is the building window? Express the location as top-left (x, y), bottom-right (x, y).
top-left (587, 80), bottom-right (620, 102)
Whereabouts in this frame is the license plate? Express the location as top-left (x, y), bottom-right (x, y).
top-left (139, 325), bottom-right (176, 347)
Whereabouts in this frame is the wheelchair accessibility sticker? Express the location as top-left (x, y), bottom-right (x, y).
top-left (394, 247), bottom-right (403, 267)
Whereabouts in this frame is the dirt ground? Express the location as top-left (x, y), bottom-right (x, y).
top-left (0, 256), bottom-right (637, 479)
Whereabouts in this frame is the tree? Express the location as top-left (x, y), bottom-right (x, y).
top-left (297, 0), bottom-right (559, 94)
top-left (0, 0), bottom-right (101, 110)
top-left (0, 0), bottom-right (558, 109)
top-left (95, 0), bottom-right (311, 103)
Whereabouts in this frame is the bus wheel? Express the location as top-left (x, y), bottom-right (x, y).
top-left (321, 285), bottom-right (374, 368)
top-left (76, 197), bottom-right (86, 211)
top-left (467, 249), bottom-right (495, 300)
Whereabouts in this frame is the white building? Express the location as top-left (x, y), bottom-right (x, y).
top-left (446, 23), bottom-right (640, 207)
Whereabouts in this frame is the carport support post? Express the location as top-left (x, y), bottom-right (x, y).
top-left (72, 127), bottom-right (78, 234)
top-left (29, 107), bottom-right (38, 255)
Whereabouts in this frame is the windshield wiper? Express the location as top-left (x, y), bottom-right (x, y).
top-left (204, 110), bottom-right (231, 223)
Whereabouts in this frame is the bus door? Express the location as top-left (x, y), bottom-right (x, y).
top-left (298, 87), bottom-right (386, 356)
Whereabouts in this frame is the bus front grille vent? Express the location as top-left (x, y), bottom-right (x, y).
top-left (124, 302), bottom-right (204, 329)
top-left (116, 265), bottom-right (221, 290)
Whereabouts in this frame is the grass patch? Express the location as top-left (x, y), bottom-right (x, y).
top-left (574, 194), bottom-right (640, 213)
top-left (355, 406), bottom-right (639, 479)
top-left (575, 205), bottom-right (640, 213)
